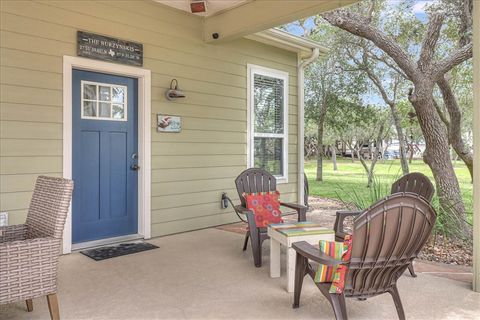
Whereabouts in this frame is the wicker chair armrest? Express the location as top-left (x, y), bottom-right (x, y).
top-left (0, 224), bottom-right (28, 243)
top-left (0, 236), bottom-right (60, 255)
top-left (0, 237), bottom-right (61, 304)
top-left (292, 241), bottom-right (346, 266)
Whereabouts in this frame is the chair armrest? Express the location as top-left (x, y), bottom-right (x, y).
top-left (280, 202), bottom-right (307, 222)
top-left (0, 224), bottom-right (27, 243)
top-left (292, 241), bottom-right (346, 266)
top-left (234, 205), bottom-right (252, 215)
top-left (0, 237), bottom-right (62, 297)
top-left (280, 202), bottom-right (307, 211)
top-left (334, 210), bottom-right (362, 240)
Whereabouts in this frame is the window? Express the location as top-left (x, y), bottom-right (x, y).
top-left (81, 81), bottom-right (127, 121)
top-left (248, 65), bottom-right (288, 182)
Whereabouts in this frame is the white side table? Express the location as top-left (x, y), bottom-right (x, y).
top-left (267, 222), bottom-right (335, 293)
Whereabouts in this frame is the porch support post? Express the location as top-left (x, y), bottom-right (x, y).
top-left (473, 0), bottom-right (480, 293)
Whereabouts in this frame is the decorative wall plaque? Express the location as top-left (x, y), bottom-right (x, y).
top-left (157, 115), bottom-right (182, 133)
top-left (77, 31), bottom-right (143, 66)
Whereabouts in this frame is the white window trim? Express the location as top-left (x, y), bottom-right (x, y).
top-left (247, 64), bottom-right (289, 183)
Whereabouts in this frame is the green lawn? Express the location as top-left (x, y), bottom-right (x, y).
top-left (305, 158), bottom-right (473, 221)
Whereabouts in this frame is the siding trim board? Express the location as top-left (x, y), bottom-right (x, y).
top-left (62, 56), bottom-right (152, 254)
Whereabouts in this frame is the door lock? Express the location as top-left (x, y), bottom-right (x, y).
top-left (131, 164), bottom-right (140, 171)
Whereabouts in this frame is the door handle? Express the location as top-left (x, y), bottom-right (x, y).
top-left (131, 164), bottom-right (140, 171)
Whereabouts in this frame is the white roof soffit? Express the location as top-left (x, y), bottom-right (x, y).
top-left (152, 0), bottom-right (357, 44)
top-left (245, 28), bottom-right (329, 58)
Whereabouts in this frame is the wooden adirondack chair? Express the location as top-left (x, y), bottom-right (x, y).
top-left (292, 192), bottom-right (437, 320)
top-left (234, 168), bottom-right (308, 267)
top-left (334, 172), bottom-right (435, 277)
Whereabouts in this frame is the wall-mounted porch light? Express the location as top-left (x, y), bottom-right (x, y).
top-left (165, 79), bottom-right (186, 101)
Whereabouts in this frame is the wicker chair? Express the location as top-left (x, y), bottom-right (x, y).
top-left (234, 168), bottom-right (308, 267)
top-left (334, 172), bottom-right (434, 277)
top-left (0, 176), bottom-right (74, 320)
top-left (292, 192), bottom-right (437, 320)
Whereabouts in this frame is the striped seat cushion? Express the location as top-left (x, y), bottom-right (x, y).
top-left (314, 235), bottom-right (353, 294)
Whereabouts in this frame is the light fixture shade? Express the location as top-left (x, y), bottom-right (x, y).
top-left (165, 89), bottom-right (186, 100)
top-left (165, 79), bottom-right (186, 101)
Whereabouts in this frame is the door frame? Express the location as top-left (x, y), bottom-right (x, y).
top-left (62, 56), bottom-right (151, 254)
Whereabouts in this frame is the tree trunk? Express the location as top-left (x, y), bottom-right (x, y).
top-left (436, 77), bottom-right (473, 180)
top-left (389, 103), bottom-right (409, 175)
top-left (316, 123), bottom-right (324, 182)
top-left (367, 125), bottom-right (384, 187)
top-left (357, 149), bottom-right (371, 187)
top-left (408, 142), bottom-right (415, 164)
top-left (409, 93), bottom-right (469, 233)
top-left (331, 145), bottom-right (338, 171)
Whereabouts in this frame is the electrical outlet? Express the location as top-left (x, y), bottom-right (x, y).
top-left (0, 212), bottom-right (8, 227)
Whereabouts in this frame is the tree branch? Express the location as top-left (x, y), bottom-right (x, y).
top-left (366, 51), bottom-right (408, 79)
top-left (434, 43), bottom-right (473, 79)
top-left (322, 9), bottom-right (419, 82)
top-left (418, 13), bottom-right (444, 72)
top-left (432, 98), bottom-right (450, 129)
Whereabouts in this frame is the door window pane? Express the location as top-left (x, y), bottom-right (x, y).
top-left (81, 81), bottom-right (127, 121)
top-left (83, 84), bottom-right (97, 100)
top-left (99, 102), bottom-right (111, 118)
top-left (254, 137), bottom-right (283, 176)
top-left (99, 86), bottom-right (111, 101)
top-left (83, 101), bottom-right (97, 117)
top-left (112, 87), bottom-right (125, 103)
top-left (112, 104), bottom-right (125, 119)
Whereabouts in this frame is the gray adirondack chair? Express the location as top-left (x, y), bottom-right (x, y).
top-left (234, 168), bottom-right (308, 267)
top-left (292, 192), bottom-right (437, 320)
top-left (334, 172), bottom-right (435, 277)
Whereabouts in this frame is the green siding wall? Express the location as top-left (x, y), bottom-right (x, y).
top-left (0, 0), bottom-right (299, 236)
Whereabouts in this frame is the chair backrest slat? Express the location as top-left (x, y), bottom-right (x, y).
top-left (345, 193), bottom-right (436, 297)
top-left (25, 176), bottom-right (74, 239)
top-left (235, 168), bottom-right (276, 207)
top-left (391, 172), bottom-right (434, 201)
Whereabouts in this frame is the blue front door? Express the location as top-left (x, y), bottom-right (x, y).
top-left (72, 70), bottom-right (138, 244)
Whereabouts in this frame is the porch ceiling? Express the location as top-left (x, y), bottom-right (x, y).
top-left (153, 0), bottom-right (358, 43)
top-left (3, 228), bottom-right (480, 319)
top-left (153, 0), bottom-right (251, 17)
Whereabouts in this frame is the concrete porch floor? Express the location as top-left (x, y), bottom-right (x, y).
top-left (2, 228), bottom-right (480, 320)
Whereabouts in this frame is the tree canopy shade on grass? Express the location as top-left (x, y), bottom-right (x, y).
top-left (304, 159), bottom-right (473, 225)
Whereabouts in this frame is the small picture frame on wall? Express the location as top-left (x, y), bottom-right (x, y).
top-left (157, 114), bottom-right (181, 133)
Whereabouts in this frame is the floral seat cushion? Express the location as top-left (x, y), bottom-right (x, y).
top-left (244, 191), bottom-right (283, 228)
top-left (314, 235), bottom-right (353, 294)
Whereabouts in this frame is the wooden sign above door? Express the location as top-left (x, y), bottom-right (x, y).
top-left (77, 31), bottom-right (143, 67)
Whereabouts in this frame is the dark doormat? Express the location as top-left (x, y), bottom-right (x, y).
top-left (80, 242), bottom-right (158, 261)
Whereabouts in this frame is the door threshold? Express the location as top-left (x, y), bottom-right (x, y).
top-left (71, 234), bottom-right (143, 251)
